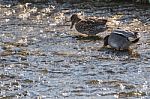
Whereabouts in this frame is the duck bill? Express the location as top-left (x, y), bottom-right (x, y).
top-left (70, 21), bottom-right (75, 29)
top-left (103, 41), bottom-right (108, 47)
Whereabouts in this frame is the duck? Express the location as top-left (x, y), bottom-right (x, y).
top-left (70, 14), bottom-right (108, 36)
top-left (103, 29), bottom-right (140, 50)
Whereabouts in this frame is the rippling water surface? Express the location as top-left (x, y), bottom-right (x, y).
top-left (0, 1), bottom-right (150, 99)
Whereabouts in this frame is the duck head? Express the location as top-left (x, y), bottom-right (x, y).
top-left (70, 14), bottom-right (81, 29)
top-left (103, 35), bottom-right (109, 46)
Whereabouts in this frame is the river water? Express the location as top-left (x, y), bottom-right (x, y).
top-left (0, 1), bottom-right (150, 99)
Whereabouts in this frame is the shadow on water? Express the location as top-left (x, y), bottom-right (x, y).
top-left (99, 47), bottom-right (140, 57)
top-left (0, 0), bottom-right (150, 99)
top-left (72, 35), bottom-right (103, 41)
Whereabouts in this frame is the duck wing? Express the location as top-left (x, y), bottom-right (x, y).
top-left (112, 29), bottom-right (137, 38)
top-left (87, 18), bottom-right (107, 25)
top-left (75, 19), bottom-right (107, 35)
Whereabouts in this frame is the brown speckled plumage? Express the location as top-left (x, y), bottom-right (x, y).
top-left (70, 14), bottom-right (108, 36)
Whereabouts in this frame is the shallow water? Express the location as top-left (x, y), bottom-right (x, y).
top-left (0, 1), bottom-right (150, 99)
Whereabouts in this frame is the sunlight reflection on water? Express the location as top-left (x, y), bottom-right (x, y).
top-left (0, 1), bottom-right (150, 99)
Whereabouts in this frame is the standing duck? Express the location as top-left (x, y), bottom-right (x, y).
top-left (70, 14), bottom-right (108, 36)
top-left (103, 29), bottom-right (140, 50)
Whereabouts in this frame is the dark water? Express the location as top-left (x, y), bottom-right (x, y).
top-left (0, 1), bottom-right (150, 99)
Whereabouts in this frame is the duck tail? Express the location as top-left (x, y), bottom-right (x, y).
top-left (132, 38), bottom-right (140, 43)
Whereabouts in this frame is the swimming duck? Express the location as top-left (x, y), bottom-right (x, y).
top-left (70, 14), bottom-right (108, 36)
top-left (103, 29), bottom-right (140, 50)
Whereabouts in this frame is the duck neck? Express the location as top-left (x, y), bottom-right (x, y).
top-left (104, 35), bottom-right (109, 46)
top-left (70, 17), bottom-right (81, 29)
